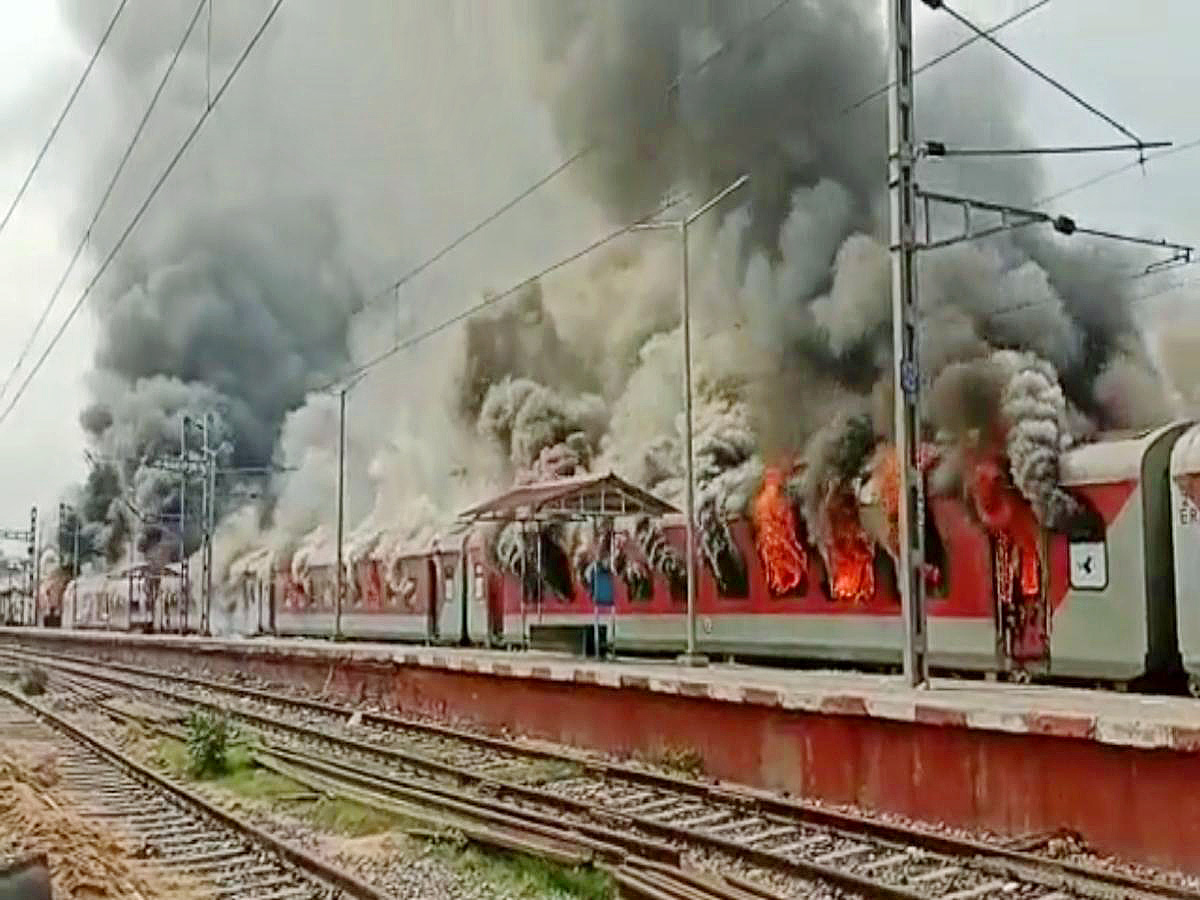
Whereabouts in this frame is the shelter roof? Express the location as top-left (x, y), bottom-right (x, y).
top-left (458, 471), bottom-right (677, 523)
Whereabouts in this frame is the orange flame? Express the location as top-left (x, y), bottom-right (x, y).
top-left (825, 491), bottom-right (875, 604)
top-left (866, 443), bottom-right (942, 589)
top-left (970, 455), bottom-right (1040, 600)
top-left (752, 468), bottom-right (807, 595)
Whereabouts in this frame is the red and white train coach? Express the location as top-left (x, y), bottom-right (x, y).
top-left (63, 564), bottom-right (185, 633)
top-left (236, 427), bottom-right (1189, 686)
top-left (269, 534), bottom-right (483, 644)
top-left (466, 424), bottom-right (1183, 684)
top-left (44, 426), bottom-right (1194, 689)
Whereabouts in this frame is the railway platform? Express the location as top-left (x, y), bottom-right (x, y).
top-left (3, 626), bottom-right (1199, 874)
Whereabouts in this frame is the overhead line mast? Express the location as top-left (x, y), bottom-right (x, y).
top-left (887, 0), bottom-right (928, 687)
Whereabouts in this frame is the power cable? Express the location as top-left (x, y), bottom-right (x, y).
top-left (934, 1), bottom-right (1145, 147)
top-left (364, 146), bottom-right (592, 311)
top-left (1134, 274), bottom-right (1200, 305)
top-left (0, 0), bottom-right (286, 430)
top-left (296, 1), bottom-right (1043, 387)
top-left (666, 0), bottom-right (794, 94)
top-left (360, 0), bottom-right (803, 324)
top-left (316, 199), bottom-right (679, 394)
top-left (839, 0), bottom-right (1052, 115)
top-left (280, 1), bottom-right (815, 370)
top-left (0, 0), bottom-right (130, 243)
top-left (1033, 136), bottom-right (1200, 207)
top-left (0, 0), bottom-right (209, 406)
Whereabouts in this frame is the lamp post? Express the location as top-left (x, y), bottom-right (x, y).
top-left (332, 372), bottom-right (365, 642)
top-left (631, 174), bottom-right (749, 666)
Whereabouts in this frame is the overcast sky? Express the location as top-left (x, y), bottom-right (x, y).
top-left (0, 0), bottom-right (1196, 539)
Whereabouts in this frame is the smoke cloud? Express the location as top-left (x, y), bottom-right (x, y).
top-left (42, 1), bottom-right (1177, 607)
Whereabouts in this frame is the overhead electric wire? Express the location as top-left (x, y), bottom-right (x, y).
top-left (303, 1), bottom-right (1039, 389)
top-left (360, 0), bottom-right (801, 324)
top-left (936, 1), bottom-right (1144, 146)
top-left (0, 0), bottom-right (286, 430)
top-left (0, 0), bottom-right (209, 407)
top-left (839, 0), bottom-right (1052, 115)
top-left (0, 0), bottom-right (130, 243)
top-left (1033, 136), bottom-right (1200, 207)
top-left (317, 199), bottom-right (679, 394)
top-left (666, 0), bottom-right (794, 94)
top-left (364, 146), bottom-right (593, 310)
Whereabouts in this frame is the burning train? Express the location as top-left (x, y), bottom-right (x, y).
top-left (34, 2), bottom-right (1200, 696)
top-left (37, 419), bottom-right (1200, 695)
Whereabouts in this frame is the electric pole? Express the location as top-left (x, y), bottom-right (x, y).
top-left (180, 423), bottom-right (188, 634)
top-left (888, 0), bottom-right (929, 687)
top-left (27, 506), bottom-right (36, 625)
top-left (330, 373), bottom-right (364, 642)
top-left (202, 414), bottom-right (214, 636)
top-left (334, 385), bottom-right (347, 641)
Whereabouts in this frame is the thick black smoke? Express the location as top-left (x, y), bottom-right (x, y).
top-left (42, 0), bottom-right (1178, 598)
top-left (522, 0), bottom-right (1175, 444)
top-left (76, 206), bottom-right (361, 563)
top-left (522, 0), bottom-right (884, 256)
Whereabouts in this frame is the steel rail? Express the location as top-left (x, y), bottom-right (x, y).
top-left (16, 652), bottom-right (908, 899)
top-left (0, 680), bottom-right (395, 900)
top-left (5, 642), bottom-right (1197, 900)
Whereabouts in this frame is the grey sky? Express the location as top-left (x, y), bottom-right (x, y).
top-left (0, 0), bottom-right (1196, 539)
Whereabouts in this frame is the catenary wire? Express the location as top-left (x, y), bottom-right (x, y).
top-left (0, 0), bottom-right (209, 407)
top-left (360, 0), bottom-right (801, 321)
top-left (0, 0), bottom-right (286, 430)
top-left (292, 0), bottom-right (1057, 394)
top-left (936, 1), bottom-right (1144, 146)
top-left (0, 0), bottom-right (130, 243)
top-left (315, 199), bottom-right (681, 394)
top-left (1033, 136), bottom-right (1200, 207)
top-left (838, 0), bottom-right (1052, 115)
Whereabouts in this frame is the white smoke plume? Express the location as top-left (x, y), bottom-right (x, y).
top-left (632, 516), bottom-right (685, 592)
top-left (995, 351), bottom-right (1082, 529)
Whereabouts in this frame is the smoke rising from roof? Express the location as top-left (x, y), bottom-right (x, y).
top-left (41, 1), bottom-right (1178, 590)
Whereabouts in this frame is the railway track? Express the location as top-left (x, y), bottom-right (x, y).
top-left (3, 643), bottom-right (1195, 900)
top-left (0, 681), bottom-right (391, 900)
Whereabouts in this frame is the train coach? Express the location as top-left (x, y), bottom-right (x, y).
top-left (40, 424), bottom-right (1200, 690)
top-left (1169, 424), bottom-right (1200, 696)
top-left (63, 564), bottom-right (184, 633)
top-left (457, 424), bottom-right (1182, 685)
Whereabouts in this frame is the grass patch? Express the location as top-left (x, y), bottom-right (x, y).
top-left (431, 840), bottom-right (612, 900)
top-left (157, 737), bottom-right (418, 837)
top-left (185, 709), bottom-right (231, 778)
top-left (156, 736), bottom-right (613, 897)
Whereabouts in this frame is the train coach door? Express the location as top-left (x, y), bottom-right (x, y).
top-left (425, 557), bottom-right (439, 641)
top-left (992, 531), bottom-right (1050, 676)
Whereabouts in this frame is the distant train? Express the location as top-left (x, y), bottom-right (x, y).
top-left (39, 564), bottom-right (186, 635)
top-left (33, 421), bottom-right (1200, 694)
